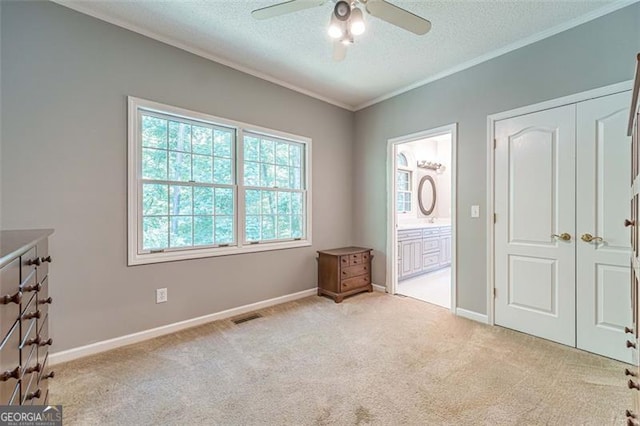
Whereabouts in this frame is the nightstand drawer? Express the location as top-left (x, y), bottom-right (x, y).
top-left (341, 264), bottom-right (368, 279)
top-left (341, 274), bottom-right (370, 291)
top-left (349, 253), bottom-right (363, 265)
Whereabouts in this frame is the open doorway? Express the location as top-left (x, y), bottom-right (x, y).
top-left (387, 124), bottom-right (457, 311)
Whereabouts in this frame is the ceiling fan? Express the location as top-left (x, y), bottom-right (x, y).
top-left (251, 0), bottom-right (431, 61)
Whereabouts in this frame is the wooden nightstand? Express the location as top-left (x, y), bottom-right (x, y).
top-left (317, 247), bottom-right (373, 303)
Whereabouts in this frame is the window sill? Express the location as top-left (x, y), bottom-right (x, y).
top-left (128, 239), bottom-right (312, 266)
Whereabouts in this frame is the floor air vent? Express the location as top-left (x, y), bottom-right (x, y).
top-left (232, 313), bottom-right (263, 325)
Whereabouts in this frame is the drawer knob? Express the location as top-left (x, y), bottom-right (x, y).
top-left (627, 409), bottom-right (637, 418)
top-left (38, 338), bottom-right (53, 347)
top-left (22, 282), bottom-right (42, 293)
top-left (26, 336), bottom-right (42, 346)
top-left (25, 389), bottom-right (41, 401)
top-left (626, 368), bottom-right (638, 377)
top-left (42, 371), bottom-right (55, 380)
top-left (23, 311), bottom-right (41, 320)
top-left (626, 326), bottom-right (635, 334)
top-left (27, 257), bottom-right (41, 267)
top-left (628, 379), bottom-right (640, 390)
top-left (627, 340), bottom-right (637, 349)
top-left (0, 291), bottom-right (21, 305)
top-left (626, 219), bottom-right (636, 227)
top-left (0, 366), bottom-right (21, 382)
top-left (25, 363), bottom-right (42, 375)
top-left (39, 297), bottom-right (53, 305)
top-left (41, 256), bottom-right (52, 263)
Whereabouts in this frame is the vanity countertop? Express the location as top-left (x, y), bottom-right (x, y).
top-left (397, 223), bottom-right (451, 231)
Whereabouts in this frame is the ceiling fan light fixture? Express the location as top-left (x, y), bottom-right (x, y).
top-left (349, 7), bottom-right (365, 35)
top-left (327, 14), bottom-right (344, 39)
top-left (333, 0), bottom-right (351, 21)
top-left (340, 33), bottom-right (354, 46)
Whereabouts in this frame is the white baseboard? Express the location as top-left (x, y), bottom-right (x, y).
top-left (455, 308), bottom-right (489, 324)
top-left (49, 288), bottom-right (317, 365)
top-left (372, 283), bottom-right (387, 293)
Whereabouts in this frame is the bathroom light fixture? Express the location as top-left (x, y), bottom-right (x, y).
top-left (417, 160), bottom-right (444, 171)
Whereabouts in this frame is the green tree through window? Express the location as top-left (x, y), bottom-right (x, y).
top-left (130, 97), bottom-right (310, 265)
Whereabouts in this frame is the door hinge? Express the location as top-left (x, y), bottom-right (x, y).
top-left (494, 138), bottom-right (497, 149)
top-left (493, 288), bottom-right (497, 298)
top-left (493, 213), bottom-right (497, 224)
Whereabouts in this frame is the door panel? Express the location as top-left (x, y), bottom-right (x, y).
top-left (508, 255), bottom-right (556, 315)
top-left (509, 129), bottom-right (555, 244)
top-left (412, 240), bottom-right (422, 275)
top-left (494, 104), bottom-right (576, 346)
top-left (576, 91), bottom-right (632, 363)
top-left (401, 241), bottom-right (412, 277)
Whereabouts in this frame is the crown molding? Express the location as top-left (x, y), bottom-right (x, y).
top-left (354, 0), bottom-right (640, 111)
top-left (51, 0), bottom-right (356, 111)
top-left (52, 0), bottom-right (638, 113)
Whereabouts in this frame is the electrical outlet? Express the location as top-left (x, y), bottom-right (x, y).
top-left (156, 288), bottom-right (167, 304)
top-left (471, 205), bottom-right (480, 218)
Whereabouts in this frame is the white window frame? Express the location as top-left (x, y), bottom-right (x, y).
top-left (396, 152), bottom-right (413, 215)
top-left (127, 96), bottom-right (312, 266)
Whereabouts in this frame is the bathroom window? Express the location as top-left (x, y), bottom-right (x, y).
top-left (397, 153), bottom-right (412, 213)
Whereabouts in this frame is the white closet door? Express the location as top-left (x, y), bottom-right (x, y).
top-left (576, 91), bottom-right (632, 363)
top-left (494, 105), bottom-right (577, 346)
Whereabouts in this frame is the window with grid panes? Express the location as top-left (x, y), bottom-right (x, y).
top-left (128, 97), bottom-right (311, 265)
top-left (397, 153), bottom-right (412, 213)
top-left (243, 133), bottom-right (305, 242)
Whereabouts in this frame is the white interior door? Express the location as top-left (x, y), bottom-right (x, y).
top-left (576, 92), bottom-right (632, 362)
top-left (494, 105), bottom-right (577, 346)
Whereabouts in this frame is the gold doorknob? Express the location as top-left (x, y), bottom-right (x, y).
top-left (581, 233), bottom-right (603, 243)
top-left (551, 233), bottom-right (571, 241)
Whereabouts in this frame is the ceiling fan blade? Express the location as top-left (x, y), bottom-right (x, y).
top-left (333, 42), bottom-right (347, 62)
top-left (365, 0), bottom-right (431, 35)
top-left (252, 0), bottom-right (327, 20)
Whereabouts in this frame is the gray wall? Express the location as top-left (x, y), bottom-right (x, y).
top-left (0, 1), bottom-right (354, 351)
top-left (353, 4), bottom-right (640, 315)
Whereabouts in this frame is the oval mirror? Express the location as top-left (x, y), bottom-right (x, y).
top-left (418, 175), bottom-right (437, 216)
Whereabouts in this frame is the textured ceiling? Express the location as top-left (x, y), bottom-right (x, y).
top-left (56, 0), bottom-right (631, 110)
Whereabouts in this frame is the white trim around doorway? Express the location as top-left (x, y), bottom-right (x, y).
top-left (485, 80), bottom-right (633, 326)
top-left (386, 123), bottom-right (458, 312)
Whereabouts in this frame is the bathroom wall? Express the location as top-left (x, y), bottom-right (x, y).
top-left (396, 135), bottom-right (452, 225)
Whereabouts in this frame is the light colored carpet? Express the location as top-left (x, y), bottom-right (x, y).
top-left (51, 292), bottom-right (628, 425)
top-left (397, 268), bottom-right (451, 308)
